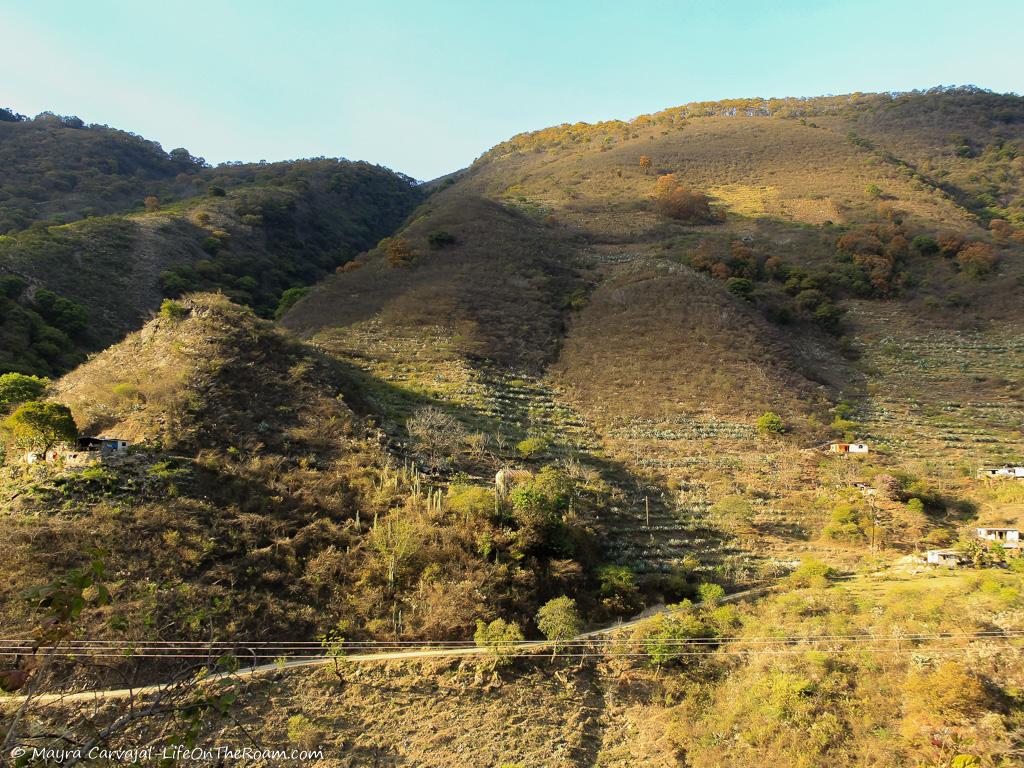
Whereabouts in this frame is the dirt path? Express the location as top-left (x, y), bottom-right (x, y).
top-left (4, 587), bottom-right (771, 706)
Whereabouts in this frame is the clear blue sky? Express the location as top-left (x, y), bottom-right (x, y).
top-left (4, 0), bottom-right (1022, 180)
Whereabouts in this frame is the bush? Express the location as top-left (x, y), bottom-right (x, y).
top-left (274, 286), bottom-right (309, 319)
top-left (787, 558), bottom-right (836, 588)
top-left (910, 234), bottom-right (939, 256)
top-left (956, 242), bottom-right (998, 278)
top-left (159, 299), bottom-right (189, 321)
top-left (598, 565), bottom-right (641, 615)
top-left (725, 277), bottom-right (754, 300)
top-left (447, 484), bottom-right (496, 522)
top-left (473, 618), bottom-right (523, 665)
top-left (653, 174), bottom-right (715, 222)
top-left (379, 236), bottom-right (417, 268)
top-left (756, 412), bottom-right (786, 435)
top-left (111, 382), bottom-right (142, 402)
top-left (639, 600), bottom-right (711, 667)
top-left (823, 502), bottom-right (865, 542)
top-left (0, 373), bottom-right (48, 410)
top-left (697, 582), bottom-right (726, 605)
top-left (516, 436), bottom-right (549, 459)
top-left (427, 230), bottom-right (456, 249)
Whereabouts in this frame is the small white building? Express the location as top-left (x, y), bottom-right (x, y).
top-left (830, 442), bottom-right (869, 454)
top-left (926, 549), bottom-right (966, 567)
top-left (24, 437), bottom-right (130, 466)
top-left (976, 527), bottom-right (1021, 549)
top-left (977, 465), bottom-right (1024, 480)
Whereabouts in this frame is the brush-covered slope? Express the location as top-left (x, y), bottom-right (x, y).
top-left (281, 87), bottom-right (1024, 573)
top-left (1, 295), bottom-right (621, 688)
top-left (0, 108), bottom-right (205, 233)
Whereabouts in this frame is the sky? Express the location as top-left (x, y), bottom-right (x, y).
top-left (3, 0), bottom-right (1023, 180)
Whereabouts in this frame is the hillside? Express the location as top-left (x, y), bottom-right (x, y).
top-left (284, 86), bottom-right (1024, 574)
top-left (0, 130), bottom-right (422, 376)
top-left (4, 87), bottom-right (1024, 765)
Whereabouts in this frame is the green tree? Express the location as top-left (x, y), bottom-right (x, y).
top-left (0, 373), bottom-right (48, 410)
top-left (3, 401), bottom-right (77, 454)
top-left (274, 286), bottom-right (309, 319)
top-left (641, 600), bottom-right (710, 668)
top-left (757, 411), bottom-right (786, 435)
top-left (598, 565), bottom-right (641, 615)
top-left (536, 596), bottom-right (581, 652)
top-left (474, 618), bottom-right (524, 666)
top-left (725, 277), bottom-right (754, 300)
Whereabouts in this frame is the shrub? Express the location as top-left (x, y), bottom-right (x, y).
top-left (379, 236), bottom-right (418, 268)
top-left (516, 436), bottom-right (549, 459)
top-left (474, 618), bottom-right (524, 665)
top-left (653, 174), bottom-right (715, 222)
top-left (725, 277), bottom-right (754, 300)
top-left (111, 382), bottom-right (142, 402)
top-left (639, 600), bottom-right (711, 667)
top-left (447, 484), bottom-right (496, 522)
top-left (208, 185), bottom-right (226, 197)
top-left (143, 195), bottom-right (161, 212)
top-left (910, 234), bottom-right (939, 256)
top-left (956, 242), bottom-right (998, 278)
top-left (787, 558), bottom-right (835, 588)
top-left (0, 373), bottom-right (48, 410)
top-left (598, 565), bottom-right (641, 615)
top-left (697, 582), bottom-right (726, 605)
top-left (427, 230), bottom-right (456, 249)
top-left (823, 502), bottom-right (865, 542)
top-left (274, 286), bottom-right (309, 319)
top-left (159, 299), bottom-right (189, 321)
top-left (756, 412), bottom-right (786, 435)
top-left (406, 406), bottom-right (466, 469)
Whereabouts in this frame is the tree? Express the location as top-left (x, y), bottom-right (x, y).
top-left (379, 236), bottom-right (417, 268)
top-left (474, 618), bottom-right (524, 666)
top-left (0, 373), bottom-right (48, 411)
top-left (143, 195), bottom-right (161, 212)
top-left (956, 242), bottom-right (998, 279)
top-left (639, 155), bottom-right (652, 174)
top-left (274, 287), bottom-right (309, 319)
top-left (3, 401), bottom-right (77, 454)
top-left (536, 596), bottom-right (581, 652)
top-left (756, 411), bottom-right (786, 435)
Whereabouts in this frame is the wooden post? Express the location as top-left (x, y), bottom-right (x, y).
top-left (645, 496), bottom-right (650, 528)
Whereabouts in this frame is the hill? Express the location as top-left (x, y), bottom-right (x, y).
top-left (283, 86), bottom-right (1024, 575)
top-left (0, 119), bottom-right (422, 377)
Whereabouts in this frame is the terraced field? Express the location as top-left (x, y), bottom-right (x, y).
top-left (309, 318), bottom-right (752, 576)
top-left (847, 303), bottom-right (1024, 473)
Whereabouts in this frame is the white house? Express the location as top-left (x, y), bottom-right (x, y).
top-left (926, 549), bottom-right (966, 567)
top-left (977, 465), bottom-right (1024, 480)
top-left (976, 527), bottom-right (1021, 549)
top-left (830, 442), bottom-right (869, 454)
